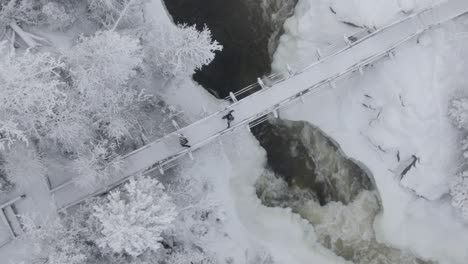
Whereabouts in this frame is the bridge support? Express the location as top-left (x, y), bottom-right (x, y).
top-left (286, 64), bottom-right (295, 77)
top-left (158, 166), bottom-right (165, 175)
top-left (229, 92), bottom-right (238, 103)
top-left (273, 109), bottom-right (279, 118)
top-left (257, 78), bottom-right (267, 89)
top-left (202, 106), bottom-right (208, 117)
top-left (344, 34), bottom-right (352, 46)
top-left (388, 50), bottom-right (395, 60)
top-left (246, 124), bottom-right (251, 132)
top-left (188, 151), bottom-right (194, 161)
top-left (316, 48), bottom-right (323, 60)
top-left (359, 66), bottom-right (364, 76)
top-left (330, 81), bottom-right (337, 89)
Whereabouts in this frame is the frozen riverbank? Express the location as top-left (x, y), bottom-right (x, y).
top-left (271, 0), bottom-right (468, 263)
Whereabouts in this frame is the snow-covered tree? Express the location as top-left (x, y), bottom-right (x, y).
top-left (0, 0), bottom-right (48, 50)
top-left (450, 174), bottom-right (468, 220)
top-left (21, 214), bottom-right (92, 264)
top-left (41, 2), bottom-right (76, 31)
top-left (0, 154), bottom-right (14, 192)
top-left (2, 143), bottom-right (45, 187)
top-left (87, 0), bottom-right (147, 29)
top-left (0, 50), bottom-right (66, 150)
top-left (66, 30), bottom-right (142, 92)
top-left (164, 245), bottom-right (215, 264)
top-left (449, 97), bottom-right (468, 221)
top-left (66, 30), bottom-right (150, 141)
top-left (92, 175), bottom-right (177, 257)
top-left (449, 97), bottom-right (468, 130)
top-left (44, 105), bottom-right (93, 152)
top-left (146, 24), bottom-right (222, 77)
top-left (71, 140), bottom-right (123, 188)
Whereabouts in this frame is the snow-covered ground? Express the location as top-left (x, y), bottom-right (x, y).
top-left (271, 0), bottom-right (468, 263)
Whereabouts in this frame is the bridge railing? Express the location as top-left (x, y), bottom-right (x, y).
top-left (221, 26), bottom-right (379, 102)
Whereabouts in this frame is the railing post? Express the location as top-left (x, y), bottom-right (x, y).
top-left (273, 109), bottom-right (279, 118)
top-left (316, 48), bottom-right (322, 60)
top-left (202, 106), bottom-right (208, 117)
top-left (359, 66), bottom-right (364, 76)
top-left (257, 78), bottom-right (266, 89)
top-left (229, 92), bottom-right (238, 102)
top-left (344, 34), bottom-right (351, 45)
top-left (286, 64), bottom-right (295, 77)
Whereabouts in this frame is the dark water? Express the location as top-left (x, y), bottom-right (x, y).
top-left (163, 0), bottom-right (296, 98)
top-left (253, 119), bottom-right (373, 206)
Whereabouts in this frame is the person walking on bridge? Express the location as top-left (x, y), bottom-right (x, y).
top-left (222, 110), bottom-right (235, 129)
top-left (178, 134), bottom-right (191, 148)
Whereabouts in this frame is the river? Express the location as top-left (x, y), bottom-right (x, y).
top-left (162, 0), bottom-right (435, 263)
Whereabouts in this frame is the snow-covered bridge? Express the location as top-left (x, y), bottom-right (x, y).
top-left (51, 0), bottom-right (468, 210)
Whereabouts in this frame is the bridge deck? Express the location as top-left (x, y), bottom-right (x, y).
top-left (52, 0), bottom-right (468, 209)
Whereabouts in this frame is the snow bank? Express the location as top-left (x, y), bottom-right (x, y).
top-left (272, 0), bottom-right (468, 263)
top-left (329, 0), bottom-right (441, 28)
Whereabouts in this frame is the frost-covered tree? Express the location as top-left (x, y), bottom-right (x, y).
top-left (449, 97), bottom-right (468, 220)
top-left (67, 30), bottom-right (142, 92)
top-left (21, 214), bottom-right (92, 264)
top-left (450, 175), bottom-right (468, 220)
top-left (66, 30), bottom-right (150, 141)
top-left (449, 97), bottom-right (468, 130)
top-left (87, 0), bottom-right (147, 29)
top-left (0, 0), bottom-right (48, 50)
top-left (0, 154), bottom-right (14, 193)
top-left (44, 106), bottom-right (93, 152)
top-left (0, 50), bottom-right (66, 150)
top-left (92, 176), bottom-right (177, 257)
top-left (164, 246), bottom-right (215, 264)
top-left (2, 143), bottom-right (45, 187)
top-left (41, 2), bottom-right (76, 31)
top-left (146, 24), bottom-right (222, 77)
top-left (71, 140), bottom-right (123, 188)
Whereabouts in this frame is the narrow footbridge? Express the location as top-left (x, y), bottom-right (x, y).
top-left (52, 0), bottom-right (468, 209)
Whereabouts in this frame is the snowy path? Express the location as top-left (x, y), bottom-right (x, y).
top-left (52, 0), bottom-right (468, 209)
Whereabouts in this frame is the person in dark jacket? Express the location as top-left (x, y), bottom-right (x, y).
top-left (178, 134), bottom-right (191, 148)
top-left (222, 110), bottom-right (235, 128)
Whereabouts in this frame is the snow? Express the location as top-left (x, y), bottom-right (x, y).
top-left (145, 0), bottom-right (173, 25)
top-left (272, 0), bottom-right (468, 263)
top-left (328, 0), bottom-right (442, 28)
top-left (2, 0), bottom-right (468, 263)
